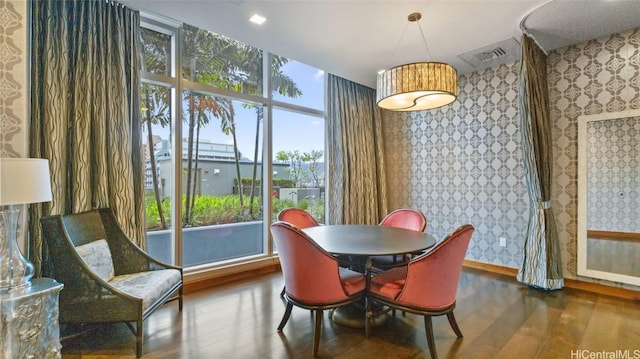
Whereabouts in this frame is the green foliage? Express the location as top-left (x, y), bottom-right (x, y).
top-left (234, 177), bottom-right (295, 188)
top-left (145, 194), bottom-right (324, 230)
top-left (273, 149), bottom-right (324, 187)
top-left (274, 178), bottom-right (295, 188)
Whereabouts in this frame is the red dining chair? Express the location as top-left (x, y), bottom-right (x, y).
top-left (276, 208), bottom-right (321, 296)
top-left (277, 207), bottom-right (321, 228)
top-left (367, 224), bottom-right (474, 359)
top-left (371, 208), bottom-right (428, 269)
top-left (271, 221), bottom-right (366, 357)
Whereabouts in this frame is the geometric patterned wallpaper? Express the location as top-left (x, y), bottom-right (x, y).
top-left (586, 116), bottom-right (639, 233)
top-left (0, 0), bottom-right (28, 158)
top-left (383, 62), bottom-right (527, 268)
top-left (548, 27), bottom-right (640, 281)
top-left (0, 0), bottom-right (29, 253)
top-left (384, 26), bottom-right (640, 286)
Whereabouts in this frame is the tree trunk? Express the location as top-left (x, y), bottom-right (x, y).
top-left (184, 93), bottom-right (196, 226)
top-left (190, 113), bottom-right (202, 217)
top-left (231, 118), bottom-right (244, 212)
top-left (145, 91), bottom-right (167, 229)
top-left (248, 107), bottom-right (262, 217)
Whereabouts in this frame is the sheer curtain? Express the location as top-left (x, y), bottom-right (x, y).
top-left (326, 74), bottom-right (388, 225)
top-left (30, 0), bottom-right (144, 276)
top-left (516, 34), bottom-right (564, 290)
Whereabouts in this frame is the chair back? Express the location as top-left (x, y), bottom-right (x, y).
top-left (271, 221), bottom-right (348, 303)
top-left (379, 208), bottom-right (427, 232)
top-left (397, 224), bottom-right (474, 309)
top-left (277, 208), bottom-right (320, 228)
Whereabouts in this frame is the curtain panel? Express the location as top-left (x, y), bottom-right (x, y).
top-left (30, 0), bottom-right (144, 277)
top-left (516, 34), bottom-right (564, 290)
top-left (326, 74), bottom-right (387, 225)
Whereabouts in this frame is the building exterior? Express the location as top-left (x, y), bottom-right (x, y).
top-left (144, 139), bottom-right (292, 198)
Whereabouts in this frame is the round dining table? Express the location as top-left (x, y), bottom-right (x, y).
top-left (301, 224), bottom-right (437, 330)
top-left (302, 224), bottom-right (436, 257)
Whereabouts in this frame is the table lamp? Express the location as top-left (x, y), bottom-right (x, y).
top-left (0, 158), bottom-right (52, 292)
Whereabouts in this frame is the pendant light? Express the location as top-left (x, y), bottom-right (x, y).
top-left (376, 12), bottom-right (458, 111)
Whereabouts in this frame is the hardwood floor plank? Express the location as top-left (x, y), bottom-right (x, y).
top-left (60, 268), bottom-right (640, 358)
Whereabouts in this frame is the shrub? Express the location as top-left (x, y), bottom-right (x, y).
top-left (145, 194), bottom-right (324, 231)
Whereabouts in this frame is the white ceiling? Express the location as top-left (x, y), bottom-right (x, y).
top-left (122, 0), bottom-right (640, 88)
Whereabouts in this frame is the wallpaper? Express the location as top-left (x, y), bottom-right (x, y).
top-left (586, 116), bottom-right (640, 232)
top-left (383, 26), bottom-right (640, 285)
top-left (549, 27), bottom-right (640, 281)
top-left (383, 62), bottom-right (526, 268)
top-left (0, 0), bottom-right (27, 157)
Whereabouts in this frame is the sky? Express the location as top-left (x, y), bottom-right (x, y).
top-left (143, 60), bottom-right (325, 162)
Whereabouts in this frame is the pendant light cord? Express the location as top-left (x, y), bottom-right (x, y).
top-left (390, 21), bottom-right (410, 61)
top-left (416, 20), bottom-right (432, 61)
top-left (390, 12), bottom-right (433, 63)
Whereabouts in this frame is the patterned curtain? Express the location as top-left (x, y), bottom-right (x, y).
top-left (30, 0), bottom-right (144, 277)
top-left (516, 34), bottom-right (564, 290)
top-left (326, 74), bottom-right (387, 225)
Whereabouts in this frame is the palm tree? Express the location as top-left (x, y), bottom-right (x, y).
top-left (141, 85), bottom-right (170, 229)
top-left (239, 54), bottom-right (302, 217)
top-left (140, 28), bottom-right (172, 229)
top-left (181, 25), bottom-right (302, 223)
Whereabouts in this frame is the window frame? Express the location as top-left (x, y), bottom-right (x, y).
top-left (139, 13), bottom-right (326, 281)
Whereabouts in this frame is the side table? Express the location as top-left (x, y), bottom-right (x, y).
top-left (0, 278), bottom-right (64, 359)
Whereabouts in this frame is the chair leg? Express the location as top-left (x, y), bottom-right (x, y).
top-left (278, 302), bottom-right (294, 331)
top-left (365, 308), bottom-right (371, 338)
top-left (179, 287), bottom-right (184, 312)
top-left (364, 296), bottom-right (371, 338)
top-left (280, 285), bottom-right (286, 297)
top-left (136, 319), bottom-right (143, 358)
top-left (313, 310), bottom-right (323, 357)
top-left (423, 316), bottom-right (438, 359)
top-left (446, 312), bottom-right (463, 338)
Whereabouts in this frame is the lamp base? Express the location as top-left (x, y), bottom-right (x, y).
top-left (0, 207), bottom-right (35, 292)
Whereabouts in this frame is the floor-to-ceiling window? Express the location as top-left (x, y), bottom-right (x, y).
top-left (139, 16), bottom-right (324, 272)
top-left (271, 60), bottom-right (325, 223)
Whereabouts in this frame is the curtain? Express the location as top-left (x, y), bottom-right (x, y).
top-left (516, 34), bottom-right (564, 290)
top-left (30, 0), bottom-right (144, 277)
top-left (326, 74), bottom-right (387, 225)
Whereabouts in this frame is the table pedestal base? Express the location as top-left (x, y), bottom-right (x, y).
top-left (330, 304), bottom-right (388, 328)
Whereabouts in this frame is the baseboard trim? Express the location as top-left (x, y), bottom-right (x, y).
top-left (184, 262), bottom-right (281, 293)
top-left (463, 259), bottom-right (640, 301)
top-left (463, 259), bottom-right (518, 276)
top-left (184, 258), bottom-right (639, 301)
top-left (563, 278), bottom-right (640, 301)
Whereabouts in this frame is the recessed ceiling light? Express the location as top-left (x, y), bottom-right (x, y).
top-left (249, 14), bottom-right (266, 25)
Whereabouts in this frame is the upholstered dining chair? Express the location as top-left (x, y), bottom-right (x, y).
top-left (276, 208), bottom-right (321, 296)
top-left (277, 207), bottom-right (321, 228)
top-left (370, 208), bottom-right (428, 269)
top-left (271, 221), bottom-right (366, 357)
top-left (367, 224), bottom-right (474, 359)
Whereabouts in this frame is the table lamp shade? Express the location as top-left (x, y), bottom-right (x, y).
top-left (1, 158), bottom-right (52, 292)
top-left (1, 158), bottom-right (52, 205)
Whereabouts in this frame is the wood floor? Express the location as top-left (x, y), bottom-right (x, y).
top-left (61, 267), bottom-right (640, 358)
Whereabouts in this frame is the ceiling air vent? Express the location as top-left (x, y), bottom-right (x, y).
top-left (475, 47), bottom-right (508, 62)
top-left (457, 37), bottom-right (521, 72)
